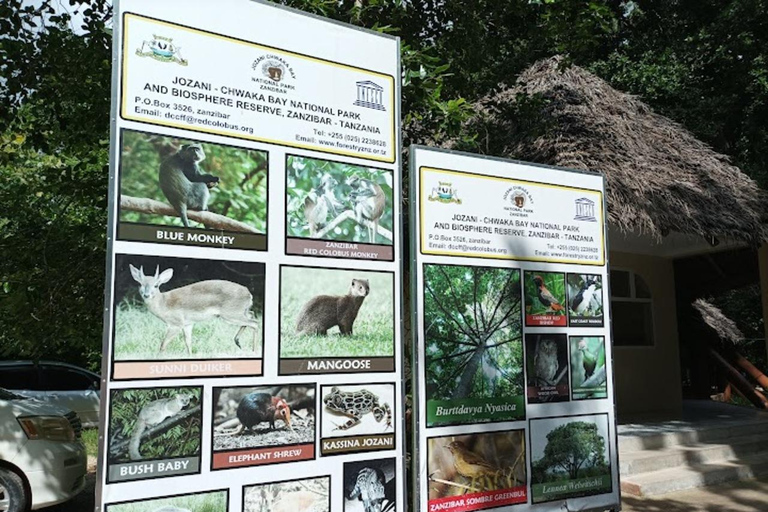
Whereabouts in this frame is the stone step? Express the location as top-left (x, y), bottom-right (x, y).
top-left (620, 433), bottom-right (768, 476)
top-left (620, 451), bottom-right (768, 497)
top-left (618, 419), bottom-right (768, 452)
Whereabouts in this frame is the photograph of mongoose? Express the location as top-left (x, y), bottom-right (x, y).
top-left (567, 273), bottom-right (604, 326)
top-left (280, 266), bottom-right (394, 358)
top-left (112, 254), bottom-right (264, 360)
top-left (530, 414), bottom-right (612, 503)
top-left (105, 490), bottom-right (227, 512)
top-left (570, 336), bottom-right (608, 400)
top-left (108, 387), bottom-right (202, 464)
top-left (286, 155), bottom-right (393, 245)
top-left (343, 458), bottom-right (396, 512)
top-left (212, 385), bottom-right (315, 452)
top-left (321, 384), bottom-right (394, 438)
top-left (244, 476), bottom-right (330, 512)
top-left (427, 430), bottom-right (526, 510)
top-left (525, 334), bottom-right (570, 403)
top-left (118, 128), bottom-right (267, 233)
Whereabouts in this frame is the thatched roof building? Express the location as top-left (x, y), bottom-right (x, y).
top-left (466, 56), bottom-right (768, 245)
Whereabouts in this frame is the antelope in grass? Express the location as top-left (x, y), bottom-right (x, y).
top-left (129, 265), bottom-right (261, 354)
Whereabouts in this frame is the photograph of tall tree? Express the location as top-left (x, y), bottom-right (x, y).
top-left (530, 414), bottom-right (612, 504)
top-left (424, 264), bottom-right (524, 426)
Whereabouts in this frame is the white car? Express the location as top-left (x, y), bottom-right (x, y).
top-left (0, 361), bottom-right (101, 428)
top-left (0, 388), bottom-right (87, 511)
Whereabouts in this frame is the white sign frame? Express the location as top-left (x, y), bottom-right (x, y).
top-left (409, 145), bottom-right (620, 512)
top-left (96, 2), bottom-right (405, 511)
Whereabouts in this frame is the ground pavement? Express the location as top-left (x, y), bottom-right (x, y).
top-left (621, 475), bottom-right (768, 511)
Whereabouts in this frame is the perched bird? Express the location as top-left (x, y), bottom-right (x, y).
top-left (304, 174), bottom-right (342, 237)
top-left (221, 392), bottom-right (293, 436)
top-left (347, 175), bottom-right (386, 243)
top-left (534, 338), bottom-right (559, 386)
top-left (578, 339), bottom-right (598, 380)
top-left (571, 277), bottom-right (598, 315)
top-left (445, 440), bottom-right (500, 482)
top-left (532, 275), bottom-right (565, 313)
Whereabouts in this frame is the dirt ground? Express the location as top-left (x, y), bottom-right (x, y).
top-left (212, 415), bottom-right (314, 451)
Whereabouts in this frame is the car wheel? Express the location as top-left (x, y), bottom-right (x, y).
top-left (0, 468), bottom-right (27, 512)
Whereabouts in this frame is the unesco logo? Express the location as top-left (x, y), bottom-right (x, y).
top-left (354, 81), bottom-right (386, 111)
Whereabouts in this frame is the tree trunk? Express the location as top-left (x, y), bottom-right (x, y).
top-left (453, 343), bottom-right (485, 399)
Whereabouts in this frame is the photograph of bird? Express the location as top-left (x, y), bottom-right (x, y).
top-left (304, 173), bottom-right (342, 237)
top-left (578, 339), bottom-right (598, 380)
top-left (571, 277), bottom-right (599, 316)
top-left (347, 174), bottom-right (386, 243)
top-left (445, 440), bottom-right (500, 491)
top-left (534, 338), bottom-right (560, 386)
top-left (532, 275), bottom-right (565, 313)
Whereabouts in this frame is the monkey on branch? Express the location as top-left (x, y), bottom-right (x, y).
top-left (346, 174), bottom-right (385, 243)
top-left (159, 143), bottom-right (220, 228)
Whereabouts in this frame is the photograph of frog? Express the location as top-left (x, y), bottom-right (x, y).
top-left (525, 334), bottom-right (570, 403)
top-left (105, 489), bottom-right (228, 512)
top-left (344, 458), bottom-right (396, 512)
top-left (567, 274), bottom-right (604, 327)
top-left (530, 414), bottom-right (613, 504)
top-left (427, 430), bottom-right (527, 512)
top-left (279, 266), bottom-right (395, 372)
top-left (111, 254), bottom-right (264, 376)
top-left (106, 386), bottom-right (202, 483)
top-left (286, 155), bottom-right (394, 246)
top-left (243, 476), bottom-right (330, 512)
top-left (423, 264), bottom-right (525, 427)
top-left (570, 336), bottom-right (608, 400)
top-left (320, 384), bottom-right (395, 456)
top-left (211, 384), bottom-right (316, 469)
top-left (117, 128), bottom-right (268, 250)
top-left (524, 271), bottom-right (567, 327)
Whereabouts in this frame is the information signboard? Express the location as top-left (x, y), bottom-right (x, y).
top-left (410, 146), bottom-right (620, 512)
top-left (97, 2), bottom-right (404, 511)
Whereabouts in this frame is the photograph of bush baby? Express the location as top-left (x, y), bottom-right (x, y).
top-left (212, 385), bottom-right (315, 453)
top-left (118, 129), bottom-right (268, 249)
top-left (286, 155), bottom-right (394, 245)
top-left (106, 490), bottom-right (227, 512)
top-left (279, 266), bottom-right (394, 360)
top-left (108, 387), bottom-right (202, 466)
top-left (243, 476), bottom-right (330, 512)
top-left (112, 254), bottom-right (264, 363)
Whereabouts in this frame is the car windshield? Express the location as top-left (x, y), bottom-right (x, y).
top-left (0, 387), bottom-right (26, 400)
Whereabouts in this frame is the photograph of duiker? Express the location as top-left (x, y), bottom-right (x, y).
top-left (112, 254), bottom-right (265, 361)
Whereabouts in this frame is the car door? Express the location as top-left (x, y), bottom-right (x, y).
top-left (35, 365), bottom-right (101, 428)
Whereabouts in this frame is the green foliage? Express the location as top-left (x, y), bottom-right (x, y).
top-left (106, 491), bottom-right (227, 512)
top-left (534, 421), bottom-right (607, 482)
top-left (120, 130), bottom-right (268, 230)
top-left (424, 265), bottom-right (523, 401)
top-left (110, 387), bottom-right (201, 463)
top-left (280, 268), bottom-right (394, 358)
top-left (113, 302), bottom-right (263, 360)
top-left (525, 271), bottom-right (566, 316)
top-left (286, 156), bottom-right (393, 243)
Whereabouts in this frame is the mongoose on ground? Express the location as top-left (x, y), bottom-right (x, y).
top-left (128, 393), bottom-right (193, 460)
top-left (295, 279), bottom-right (370, 336)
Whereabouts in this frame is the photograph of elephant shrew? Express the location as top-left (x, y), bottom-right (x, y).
top-left (118, 128), bottom-right (267, 248)
top-left (286, 155), bottom-right (393, 245)
top-left (106, 490), bottom-right (227, 512)
top-left (108, 387), bottom-right (202, 465)
top-left (212, 385), bottom-right (315, 452)
top-left (112, 254), bottom-right (265, 361)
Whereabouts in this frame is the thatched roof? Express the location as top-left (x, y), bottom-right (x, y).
top-left (469, 56), bottom-right (768, 244)
top-left (692, 298), bottom-right (743, 344)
